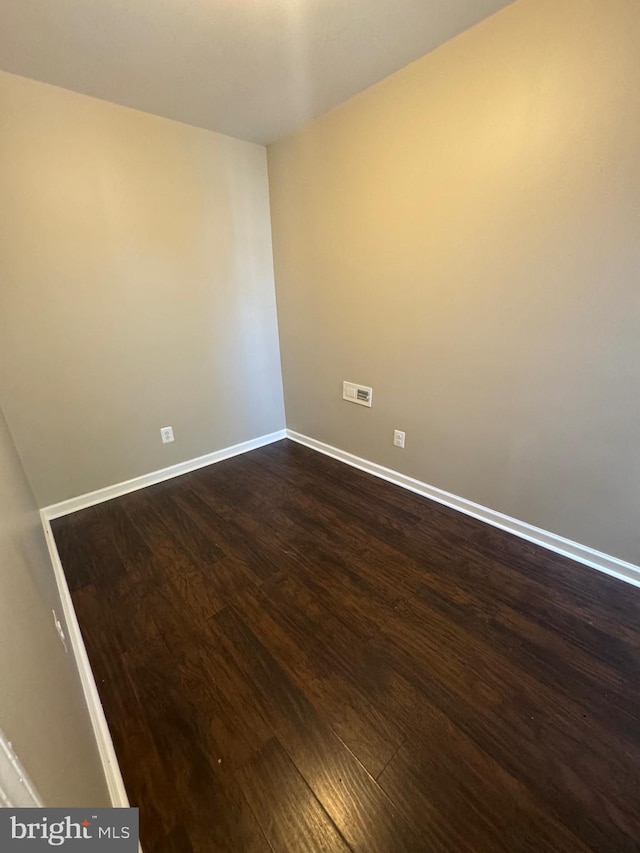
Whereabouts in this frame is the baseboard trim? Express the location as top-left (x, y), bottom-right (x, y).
top-left (38, 428), bottom-right (285, 812)
top-left (40, 513), bottom-right (129, 807)
top-left (286, 430), bottom-right (640, 589)
top-left (0, 729), bottom-right (43, 807)
top-left (42, 430), bottom-right (287, 520)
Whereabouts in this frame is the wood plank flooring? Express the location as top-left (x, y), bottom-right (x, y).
top-left (51, 439), bottom-right (640, 852)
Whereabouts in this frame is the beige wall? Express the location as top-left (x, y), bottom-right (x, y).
top-left (0, 71), bottom-right (285, 507)
top-left (0, 403), bottom-right (109, 805)
top-left (268, 0), bottom-right (640, 564)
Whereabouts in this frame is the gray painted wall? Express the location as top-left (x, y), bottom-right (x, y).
top-left (268, 0), bottom-right (640, 564)
top-left (0, 71), bottom-right (285, 507)
top-left (0, 403), bottom-right (109, 805)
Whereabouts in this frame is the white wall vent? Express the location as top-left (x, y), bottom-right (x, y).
top-left (343, 382), bottom-right (373, 408)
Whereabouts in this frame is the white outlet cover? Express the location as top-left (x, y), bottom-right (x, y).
top-left (161, 426), bottom-right (174, 443)
top-left (52, 609), bottom-right (68, 653)
top-left (393, 430), bottom-right (406, 448)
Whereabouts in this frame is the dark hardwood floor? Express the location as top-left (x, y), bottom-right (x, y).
top-left (51, 439), bottom-right (640, 852)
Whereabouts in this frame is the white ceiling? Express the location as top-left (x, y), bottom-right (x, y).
top-left (0, 0), bottom-right (514, 145)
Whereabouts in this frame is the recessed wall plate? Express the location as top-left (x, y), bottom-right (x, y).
top-left (343, 381), bottom-right (373, 407)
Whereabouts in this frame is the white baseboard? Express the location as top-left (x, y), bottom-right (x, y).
top-left (286, 430), bottom-right (640, 590)
top-left (0, 728), bottom-right (43, 807)
top-left (40, 513), bottom-right (129, 807)
top-left (38, 422), bottom-right (639, 811)
top-left (42, 430), bottom-right (287, 520)
top-left (38, 428), bottom-right (285, 811)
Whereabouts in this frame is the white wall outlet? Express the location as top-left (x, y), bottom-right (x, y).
top-left (343, 381), bottom-right (373, 407)
top-left (160, 426), bottom-right (174, 444)
top-left (52, 609), bottom-right (68, 653)
top-left (393, 429), bottom-right (406, 448)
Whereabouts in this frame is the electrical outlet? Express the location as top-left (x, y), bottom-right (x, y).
top-left (160, 426), bottom-right (174, 444)
top-left (52, 609), bottom-right (68, 653)
top-left (393, 429), bottom-right (406, 448)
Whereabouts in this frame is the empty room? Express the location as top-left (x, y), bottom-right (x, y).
top-left (1, 0), bottom-right (639, 849)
